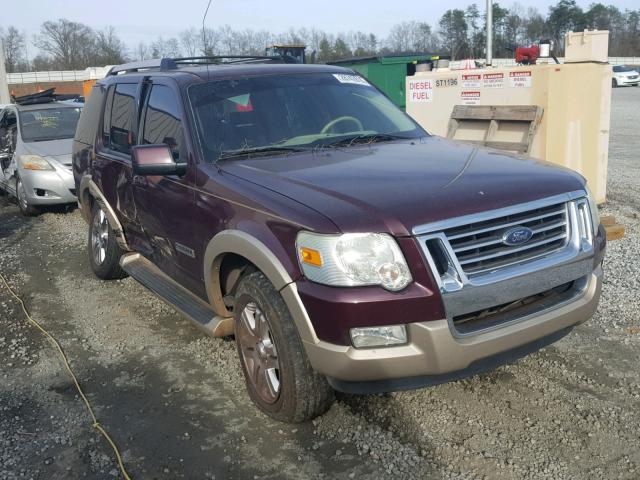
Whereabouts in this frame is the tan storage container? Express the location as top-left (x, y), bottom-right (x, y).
top-left (565, 30), bottom-right (609, 64)
top-left (406, 62), bottom-right (612, 204)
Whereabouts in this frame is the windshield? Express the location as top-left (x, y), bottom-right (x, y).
top-left (188, 73), bottom-right (426, 161)
top-left (19, 107), bottom-right (82, 142)
top-left (613, 65), bottom-right (635, 73)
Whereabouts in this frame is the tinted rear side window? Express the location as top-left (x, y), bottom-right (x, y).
top-left (75, 85), bottom-right (105, 145)
top-left (104, 83), bottom-right (137, 155)
top-left (142, 85), bottom-right (185, 161)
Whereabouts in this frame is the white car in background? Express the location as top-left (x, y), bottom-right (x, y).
top-left (612, 65), bottom-right (639, 87)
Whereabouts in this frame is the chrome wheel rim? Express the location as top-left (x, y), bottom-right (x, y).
top-left (91, 208), bottom-right (109, 265)
top-left (237, 301), bottom-right (281, 404)
top-left (17, 180), bottom-right (28, 211)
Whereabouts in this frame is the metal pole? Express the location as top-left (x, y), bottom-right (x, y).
top-left (0, 38), bottom-right (11, 104)
top-left (486, 0), bottom-right (493, 66)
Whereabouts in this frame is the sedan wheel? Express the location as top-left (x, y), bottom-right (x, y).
top-left (91, 207), bottom-right (110, 266)
top-left (236, 301), bottom-right (281, 404)
top-left (16, 178), bottom-right (38, 216)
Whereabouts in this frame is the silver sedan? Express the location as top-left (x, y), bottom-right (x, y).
top-left (0, 102), bottom-right (81, 215)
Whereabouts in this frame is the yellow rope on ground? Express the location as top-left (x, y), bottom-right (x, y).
top-left (0, 272), bottom-right (133, 480)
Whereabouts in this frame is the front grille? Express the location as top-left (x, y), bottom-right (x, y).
top-left (442, 201), bottom-right (569, 276)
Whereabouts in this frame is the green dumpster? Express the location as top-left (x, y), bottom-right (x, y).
top-left (329, 54), bottom-right (442, 109)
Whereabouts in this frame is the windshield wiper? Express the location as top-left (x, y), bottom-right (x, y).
top-left (323, 133), bottom-right (413, 148)
top-left (218, 145), bottom-right (310, 161)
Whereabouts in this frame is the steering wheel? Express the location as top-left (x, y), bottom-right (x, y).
top-left (320, 116), bottom-right (364, 135)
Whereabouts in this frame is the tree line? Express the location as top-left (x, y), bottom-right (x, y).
top-left (2, 1), bottom-right (639, 73)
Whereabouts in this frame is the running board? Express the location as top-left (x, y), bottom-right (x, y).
top-left (120, 253), bottom-right (234, 338)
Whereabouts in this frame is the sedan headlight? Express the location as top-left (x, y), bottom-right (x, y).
top-left (585, 185), bottom-right (600, 235)
top-left (19, 154), bottom-right (54, 171)
top-left (296, 232), bottom-right (412, 291)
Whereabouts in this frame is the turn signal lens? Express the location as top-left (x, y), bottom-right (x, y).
top-left (300, 247), bottom-right (322, 267)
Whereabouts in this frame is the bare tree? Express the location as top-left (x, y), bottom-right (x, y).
top-left (35, 18), bottom-right (94, 69)
top-left (180, 28), bottom-right (200, 57)
top-left (1, 26), bottom-right (27, 72)
top-left (387, 21), bottom-right (438, 54)
top-left (151, 37), bottom-right (181, 58)
top-left (135, 42), bottom-right (150, 61)
top-left (94, 26), bottom-right (127, 65)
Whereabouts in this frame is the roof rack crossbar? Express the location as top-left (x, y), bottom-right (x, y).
top-left (107, 55), bottom-right (291, 76)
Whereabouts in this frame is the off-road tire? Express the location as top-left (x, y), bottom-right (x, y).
top-left (16, 177), bottom-right (39, 216)
top-left (234, 271), bottom-right (334, 422)
top-left (88, 202), bottom-right (127, 280)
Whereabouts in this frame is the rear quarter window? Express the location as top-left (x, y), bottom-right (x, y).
top-left (74, 85), bottom-right (105, 145)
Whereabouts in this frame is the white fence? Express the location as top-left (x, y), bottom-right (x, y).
top-left (5, 58), bottom-right (640, 83)
top-left (6, 66), bottom-right (112, 84)
top-left (449, 56), bottom-right (640, 69)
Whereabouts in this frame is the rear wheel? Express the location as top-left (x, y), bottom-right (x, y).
top-left (16, 177), bottom-right (39, 216)
top-left (234, 271), bottom-right (334, 422)
top-left (88, 202), bottom-right (127, 279)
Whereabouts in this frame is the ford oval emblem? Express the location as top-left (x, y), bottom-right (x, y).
top-left (502, 226), bottom-right (534, 246)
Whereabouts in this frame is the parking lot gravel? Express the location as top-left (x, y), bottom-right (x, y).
top-left (1, 87), bottom-right (639, 480)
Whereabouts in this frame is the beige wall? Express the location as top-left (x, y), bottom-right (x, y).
top-left (406, 63), bottom-right (612, 204)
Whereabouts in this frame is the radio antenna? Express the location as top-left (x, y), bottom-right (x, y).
top-left (202, 0), bottom-right (213, 58)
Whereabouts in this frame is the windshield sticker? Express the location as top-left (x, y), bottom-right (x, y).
top-left (40, 116), bottom-right (59, 128)
top-left (407, 79), bottom-right (434, 103)
top-left (333, 74), bottom-right (370, 86)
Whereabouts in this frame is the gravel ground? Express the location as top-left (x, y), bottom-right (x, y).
top-left (1, 86), bottom-right (639, 480)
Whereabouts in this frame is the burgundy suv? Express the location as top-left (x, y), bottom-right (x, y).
top-left (73, 57), bottom-right (605, 422)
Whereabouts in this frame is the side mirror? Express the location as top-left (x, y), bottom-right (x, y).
top-left (131, 144), bottom-right (187, 176)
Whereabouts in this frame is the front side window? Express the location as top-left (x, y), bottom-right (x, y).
top-left (106, 83), bottom-right (137, 154)
top-left (188, 73), bottom-right (425, 162)
top-left (142, 84), bottom-right (185, 161)
top-left (19, 107), bottom-right (81, 143)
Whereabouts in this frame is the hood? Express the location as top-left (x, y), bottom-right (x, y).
top-left (22, 138), bottom-right (73, 165)
top-left (219, 136), bottom-right (586, 237)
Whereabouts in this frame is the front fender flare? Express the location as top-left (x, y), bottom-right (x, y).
top-left (203, 230), bottom-right (318, 344)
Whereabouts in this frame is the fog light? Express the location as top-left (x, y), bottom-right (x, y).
top-left (350, 325), bottom-right (407, 348)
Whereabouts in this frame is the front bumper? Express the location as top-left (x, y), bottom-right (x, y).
top-left (301, 266), bottom-right (602, 390)
top-left (20, 166), bottom-right (77, 205)
top-left (618, 77), bottom-right (639, 86)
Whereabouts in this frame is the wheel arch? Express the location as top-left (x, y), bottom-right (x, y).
top-left (204, 230), bottom-right (295, 316)
top-left (204, 229), bottom-right (319, 346)
top-left (79, 175), bottom-right (131, 251)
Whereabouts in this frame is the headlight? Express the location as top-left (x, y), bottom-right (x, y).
top-left (585, 185), bottom-right (600, 234)
top-left (296, 232), bottom-right (412, 291)
top-left (19, 155), bottom-right (54, 171)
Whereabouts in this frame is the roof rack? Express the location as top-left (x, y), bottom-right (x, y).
top-left (107, 55), bottom-right (293, 76)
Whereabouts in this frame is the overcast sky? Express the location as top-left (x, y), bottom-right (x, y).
top-left (6, 0), bottom-right (638, 52)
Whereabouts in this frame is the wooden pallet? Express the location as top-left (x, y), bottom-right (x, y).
top-left (601, 215), bottom-right (625, 241)
top-left (446, 105), bottom-right (544, 154)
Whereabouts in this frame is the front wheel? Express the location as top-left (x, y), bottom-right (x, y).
top-left (88, 202), bottom-right (127, 279)
top-left (612, 78), bottom-right (618, 88)
top-left (234, 271), bottom-right (334, 422)
top-left (16, 177), bottom-right (39, 216)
